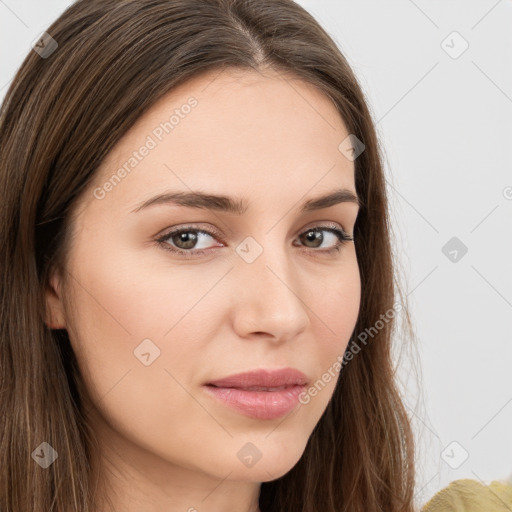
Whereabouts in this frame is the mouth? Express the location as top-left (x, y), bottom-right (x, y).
top-left (202, 369), bottom-right (308, 420)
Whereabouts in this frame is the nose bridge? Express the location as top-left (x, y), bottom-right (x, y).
top-left (231, 230), bottom-right (310, 338)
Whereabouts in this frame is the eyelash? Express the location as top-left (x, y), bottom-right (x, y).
top-left (155, 223), bottom-right (354, 259)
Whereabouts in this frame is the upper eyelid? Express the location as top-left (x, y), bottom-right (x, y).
top-left (157, 220), bottom-right (352, 239)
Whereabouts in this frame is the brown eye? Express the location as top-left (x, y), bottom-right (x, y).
top-left (156, 226), bottom-right (223, 258)
top-left (155, 224), bottom-right (353, 259)
top-left (296, 227), bottom-right (353, 253)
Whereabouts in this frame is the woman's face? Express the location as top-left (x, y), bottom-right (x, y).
top-left (46, 67), bottom-right (361, 492)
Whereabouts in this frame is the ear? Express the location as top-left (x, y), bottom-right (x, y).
top-left (44, 269), bottom-right (67, 330)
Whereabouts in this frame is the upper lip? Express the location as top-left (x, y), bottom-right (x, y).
top-left (206, 368), bottom-right (308, 389)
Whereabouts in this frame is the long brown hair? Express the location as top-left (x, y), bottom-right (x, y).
top-left (0, 0), bottom-right (418, 510)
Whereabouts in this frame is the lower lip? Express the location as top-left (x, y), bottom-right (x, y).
top-left (203, 384), bottom-right (305, 420)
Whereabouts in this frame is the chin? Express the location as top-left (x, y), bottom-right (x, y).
top-left (220, 436), bottom-right (307, 483)
top-left (226, 458), bottom-right (302, 483)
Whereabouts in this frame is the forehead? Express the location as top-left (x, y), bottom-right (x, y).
top-left (81, 67), bottom-right (356, 217)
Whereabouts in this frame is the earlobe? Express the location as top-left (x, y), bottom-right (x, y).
top-left (44, 270), bottom-right (67, 330)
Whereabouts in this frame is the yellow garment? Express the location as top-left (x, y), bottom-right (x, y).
top-left (422, 479), bottom-right (512, 511)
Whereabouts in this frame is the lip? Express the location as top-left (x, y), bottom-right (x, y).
top-left (206, 368), bottom-right (308, 389)
top-left (203, 368), bottom-right (308, 420)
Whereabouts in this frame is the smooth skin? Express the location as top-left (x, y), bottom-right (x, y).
top-left (45, 67), bottom-right (361, 512)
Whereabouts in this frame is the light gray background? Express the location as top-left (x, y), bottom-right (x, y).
top-left (1, 0), bottom-right (511, 507)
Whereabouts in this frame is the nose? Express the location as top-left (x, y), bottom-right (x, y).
top-left (230, 239), bottom-right (310, 343)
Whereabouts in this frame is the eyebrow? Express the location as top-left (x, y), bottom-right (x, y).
top-left (130, 188), bottom-right (360, 215)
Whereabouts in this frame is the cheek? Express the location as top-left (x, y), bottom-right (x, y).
top-left (303, 256), bottom-right (361, 397)
top-left (318, 255), bottom-right (361, 353)
top-left (62, 234), bottom-right (243, 430)
top-left (62, 247), bottom-right (215, 461)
